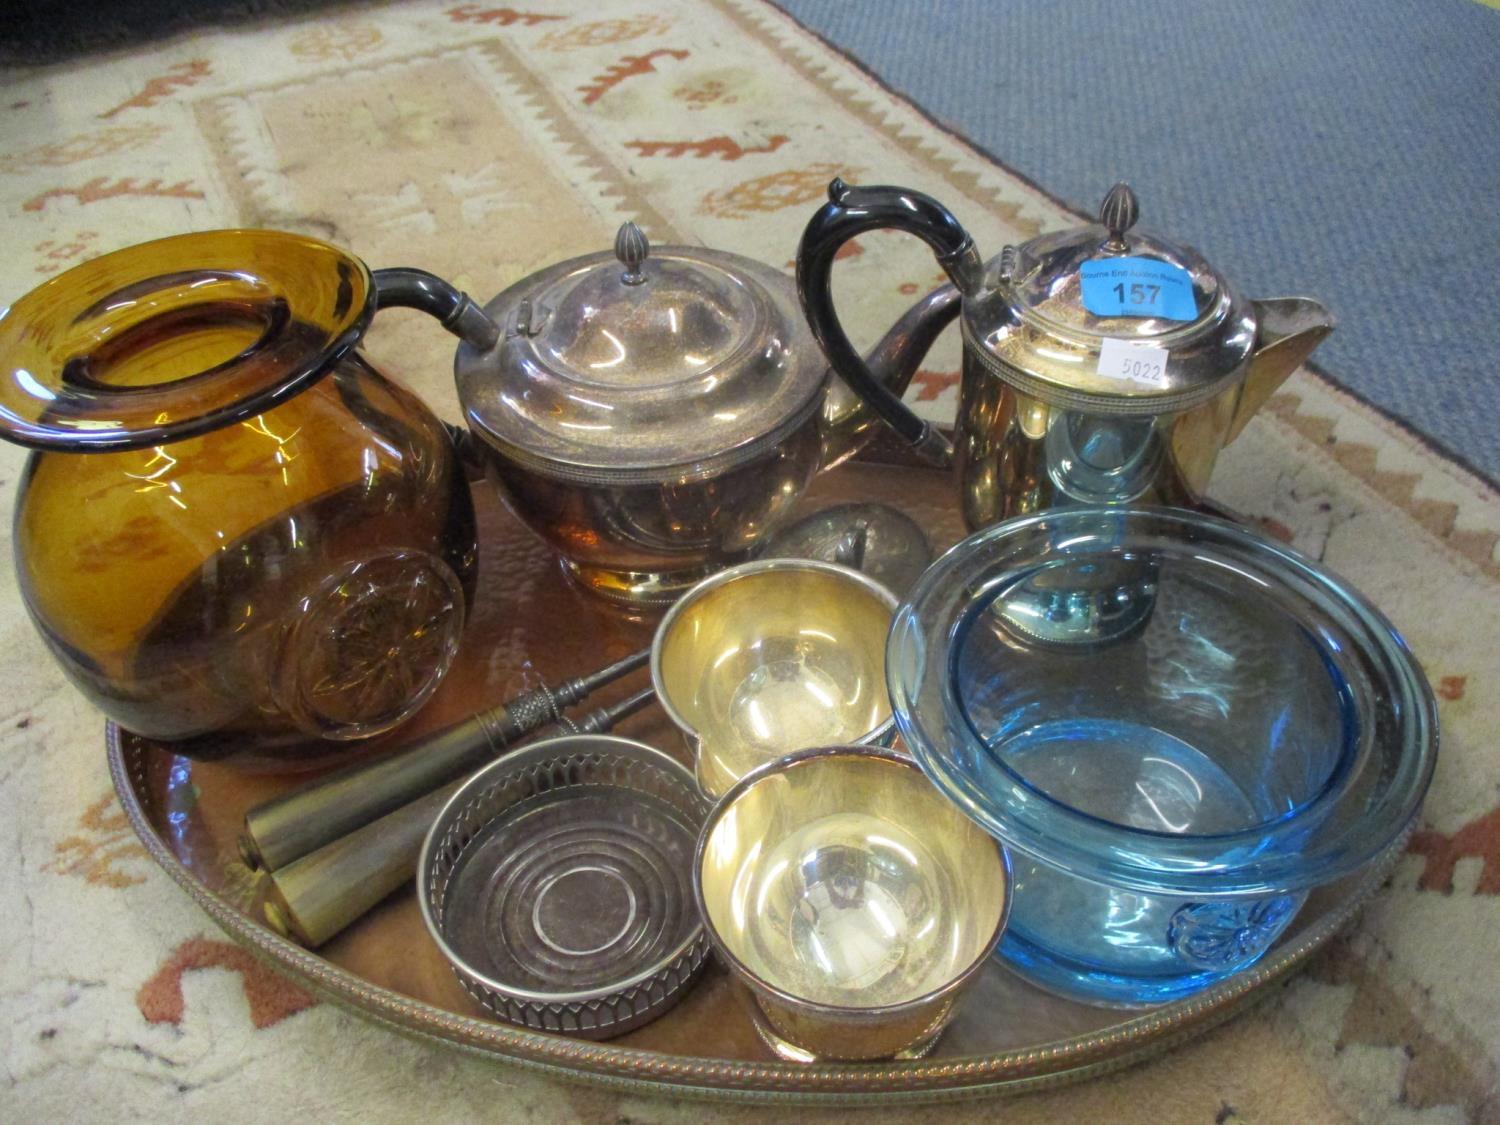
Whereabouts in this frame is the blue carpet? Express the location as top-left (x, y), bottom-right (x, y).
top-left (776, 0), bottom-right (1500, 482)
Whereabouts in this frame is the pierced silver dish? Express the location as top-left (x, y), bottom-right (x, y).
top-left (417, 734), bottom-right (711, 1038)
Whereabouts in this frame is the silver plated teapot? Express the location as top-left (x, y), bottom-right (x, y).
top-left (451, 223), bottom-right (956, 605)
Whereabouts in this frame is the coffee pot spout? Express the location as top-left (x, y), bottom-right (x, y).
top-left (1226, 297), bottom-right (1335, 443)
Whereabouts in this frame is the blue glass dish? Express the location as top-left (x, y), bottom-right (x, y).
top-left (888, 507), bottom-right (1437, 1006)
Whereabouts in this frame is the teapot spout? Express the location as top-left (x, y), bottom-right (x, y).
top-left (820, 283), bottom-right (961, 470)
top-left (1226, 297), bottom-right (1335, 443)
top-left (372, 268), bottom-right (500, 351)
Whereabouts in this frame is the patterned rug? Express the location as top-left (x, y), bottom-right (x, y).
top-left (777, 0), bottom-right (1500, 483)
top-left (1, 1), bottom-right (1496, 1120)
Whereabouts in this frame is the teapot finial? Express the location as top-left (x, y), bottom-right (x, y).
top-left (614, 221), bottom-right (650, 285)
top-left (1100, 183), bottom-right (1139, 251)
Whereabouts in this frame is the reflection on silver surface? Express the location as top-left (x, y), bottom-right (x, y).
top-left (1043, 411), bottom-right (1164, 504)
top-left (695, 746), bottom-right (1009, 1061)
top-left (799, 179), bottom-right (1334, 531)
top-left (456, 225), bottom-right (833, 603)
top-left (465, 228), bottom-right (819, 475)
top-left (652, 559), bottom-right (896, 798)
top-left (748, 811), bottom-right (949, 1006)
top-left (758, 502), bottom-right (933, 597)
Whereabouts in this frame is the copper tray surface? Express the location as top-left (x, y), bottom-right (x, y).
top-left (107, 459), bottom-right (1390, 1104)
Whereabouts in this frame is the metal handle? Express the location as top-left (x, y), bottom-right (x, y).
top-left (259, 686), bottom-right (658, 948)
top-left (796, 178), bottom-right (983, 467)
top-left (240, 648), bottom-right (650, 872)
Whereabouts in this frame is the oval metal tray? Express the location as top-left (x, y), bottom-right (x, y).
top-left (107, 457), bottom-right (1392, 1104)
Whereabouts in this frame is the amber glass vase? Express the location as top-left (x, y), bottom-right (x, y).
top-left (0, 230), bottom-right (494, 767)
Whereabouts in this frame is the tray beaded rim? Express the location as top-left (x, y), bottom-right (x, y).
top-left (107, 722), bottom-right (1396, 1103)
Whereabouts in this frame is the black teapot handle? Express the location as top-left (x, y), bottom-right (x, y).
top-left (372, 268), bottom-right (499, 351)
top-left (796, 179), bottom-right (984, 467)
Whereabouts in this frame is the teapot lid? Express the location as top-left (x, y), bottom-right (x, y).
top-left (963, 184), bottom-right (1258, 415)
top-left (456, 224), bottom-right (827, 485)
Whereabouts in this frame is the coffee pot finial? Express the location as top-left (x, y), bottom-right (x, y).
top-left (1100, 183), bottom-right (1139, 250)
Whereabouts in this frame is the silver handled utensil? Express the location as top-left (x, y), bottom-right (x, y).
top-left (259, 686), bottom-right (657, 948)
top-left (240, 647), bottom-right (650, 872)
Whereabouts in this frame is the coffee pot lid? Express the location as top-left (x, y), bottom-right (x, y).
top-left (456, 224), bottom-right (827, 484)
top-left (962, 184), bottom-right (1259, 414)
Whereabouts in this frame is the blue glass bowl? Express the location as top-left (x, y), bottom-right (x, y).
top-left (888, 506), bottom-right (1437, 1006)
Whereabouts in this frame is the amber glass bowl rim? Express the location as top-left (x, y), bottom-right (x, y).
top-left (0, 229), bottom-right (373, 452)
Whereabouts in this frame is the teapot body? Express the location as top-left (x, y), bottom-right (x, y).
top-left (470, 410), bottom-right (822, 605)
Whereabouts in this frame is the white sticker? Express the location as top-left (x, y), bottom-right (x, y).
top-left (1098, 337), bottom-right (1170, 389)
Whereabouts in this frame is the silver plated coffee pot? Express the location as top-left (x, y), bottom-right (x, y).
top-left (797, 181), bottom-right (1335, 530)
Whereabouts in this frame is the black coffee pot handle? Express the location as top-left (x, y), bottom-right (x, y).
top-left (797, 179), bottom-right (984, 467)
